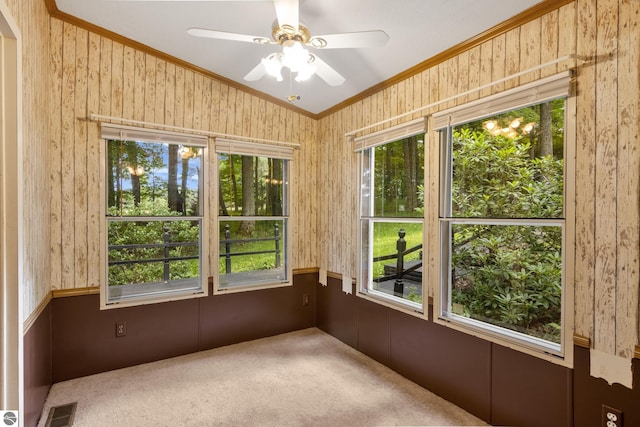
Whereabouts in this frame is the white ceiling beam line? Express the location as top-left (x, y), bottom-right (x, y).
top-left (345, 53), bottom-right (588, 138)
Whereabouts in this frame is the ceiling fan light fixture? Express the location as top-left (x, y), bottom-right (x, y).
top-left (295, 62), bottom-right (316, 82)
top-left (282, 40), bottom-right (310, 72)
top-left (262, 53), bottom-right (284, 81)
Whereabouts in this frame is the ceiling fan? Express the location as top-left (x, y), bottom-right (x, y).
top-left (116, 0), bottom-right (389, 86)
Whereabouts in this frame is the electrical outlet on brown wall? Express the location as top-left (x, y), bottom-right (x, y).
top-left (602, 405), bottom-right (623, 427)
top-left (115, 321), bottom-right (126, 337)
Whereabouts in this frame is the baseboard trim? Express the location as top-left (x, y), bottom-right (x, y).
top-left (52, 287), bottom-right (100, 298)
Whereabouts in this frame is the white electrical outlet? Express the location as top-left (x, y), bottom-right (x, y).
top-left (602, 405), bottom-right (622, 427)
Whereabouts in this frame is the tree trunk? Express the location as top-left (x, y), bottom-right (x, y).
top-left (219, 185), bottom-right (229, 216)
top-left (268, 158), bottom-right (283, 216)
top-left (230, 155), bottom-right (239, 213)
top-left (403, 136), bottom-right (418, 212)
top-left (131, 173), bottom-right (141, 207)
top-left (180, 157), bottom-right (189, 214)
top-left (539, 102), bottom-right (553, 158)
top-left (107, 142), bottom-right (117, 208)
top-left (240, 156), bottom-right (255, 236)
top-left (168, 145), bottom-right (179, 212)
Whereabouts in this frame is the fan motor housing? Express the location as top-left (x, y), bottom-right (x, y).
top-left (272, 22), bottom-right (311, 45)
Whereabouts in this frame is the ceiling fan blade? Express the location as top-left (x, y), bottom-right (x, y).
top-left (187, 27), bottom-right (271, 45)
top-left (244, 61), bottom-right (267, 82)
top-left (310, 54), bottom-right (345, 87)
top-left (310, 30), bottom-right (389, 49)
top-left (274, 0), bottom-right (299, 30)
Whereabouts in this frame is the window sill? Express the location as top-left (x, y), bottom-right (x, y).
top-left (357, 288), bottom-right (425, 318)
top-left (101, 283), bottom-right (208, 310)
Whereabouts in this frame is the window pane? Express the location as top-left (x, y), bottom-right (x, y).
top-left (107, 140), bottom-right (202, 216)
top-left (219, 219), bottom-right (287, 288)
top-left (371, 221), bottom-right (423, 304)
top-left (218, 154), bottom-right (286, 217)
top-left (451, 100), bottom-right (564, 219)
top-left (449, 223), bottom-right (562, 344)
top-left (108, 219), bottom-right (201, 302)
top-left (372, 135), bottom-right (424, 218)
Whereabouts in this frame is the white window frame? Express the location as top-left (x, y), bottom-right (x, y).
top-left (355, 119), bottom-right (427, 313)
top-left (100, 124), bottom-right (209, 309)
top-left (432, 71), bottom-right (575, 365)
top-left (213, 138), bottom-right (293, 294)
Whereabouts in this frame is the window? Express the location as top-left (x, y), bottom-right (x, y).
top-left (434, 72), bottom-right (574, 355)
top-left (357, 119), bottom-right (425, 309)
top-left (102, 125), bottom-right (208, 307)
top-left (215, 139), bottom-right (292, 291)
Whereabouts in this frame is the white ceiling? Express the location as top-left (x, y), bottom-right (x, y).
top-left (56, 0), bottom-right (543, 115)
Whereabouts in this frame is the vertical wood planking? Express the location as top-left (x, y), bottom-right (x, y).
top-left (457, 50), bottom-right (470, 104)
top-left (614, 0), bottom-right (639, 357)
top-left (210, 80), bottom-right (222, 133)
top-left (49, 18), bottom-right (63, 289)
top-left (174, 66), bottom-right (185, 128)
top-left (201, 75), bottom-right (212, 133)
top-left (98, 37), bottom-right (112, 117)
top-left (558, 3), bottom-right (578, 72)
top-left (219, 85), bottom-right (230, 134)
top-left (60, 22), bottom-right (77, 288)
top-left (504, 27), bottom-right (521, 89)
top-left (87, 32), bottom-right (101, 288)
top-left (122, 46), bottom-right (135, 120)
top-left (183, 70), bottom-right (194, 130)
top-left (154, 59), bottom-right (166, 124)
top-left (412, 73), bottom-right (422, 120)
top-left (164, 63), bottom-right (176, 127)
top-left (574, 0), bottom-right (597, 340)
top-left (519, 18), bottom-right (542, 84)
top-left (478, 40), bottom-right (494, 98)
top-left (133, 50), bottom-right (145, 122)
top-left (467, 45), bottom-right (481, 102)
top-left (73, 28), bottom-right (89, 289)
top-left (541, 10), bottom-right (560, 77)
top-left (144, 54), bottom-right (156, 124)
top-left (593, 0), bottom-right (618, 354)
top-left (193, 73), bottom-right (203, 131)
top-left (110, 42), bottom-right (124, 120)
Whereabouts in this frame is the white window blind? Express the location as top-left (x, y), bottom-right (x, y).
top-left (353, 118), bottom-right (426, 152)
top-left (433, 71), bottom-right (573, 130)
top-left (215, 138), bottom-right (294, 160)
top-left (101, 124), bottom-right (207, 146)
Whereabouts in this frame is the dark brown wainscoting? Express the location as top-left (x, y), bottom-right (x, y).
top-left (51, 273), bottom-right (317, 382)
top-left (573, 346), bottom-right (640, 427)
top-left (316, 276), bottom-right (573, 427)
top-left (24, 302), bottom-right (52, 427)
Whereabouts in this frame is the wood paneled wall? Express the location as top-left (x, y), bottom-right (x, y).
top-left (5, 0), bottom-right (51, 321)
top-left (319, 0), bottom-right (640, 360)
top-left (48, 17), bottom-right (319, 291)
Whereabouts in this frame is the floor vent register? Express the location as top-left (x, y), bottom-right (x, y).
top-left (44, 402), bottom-right (77, 427)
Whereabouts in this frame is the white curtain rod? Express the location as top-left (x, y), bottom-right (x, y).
top-left (345, 53), bottom-right (587, 138)
top-left (89, 114), bottom-right (301, 149)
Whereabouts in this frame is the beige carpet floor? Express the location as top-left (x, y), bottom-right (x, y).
top-left (38, 328), bottom-right (488, 427)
